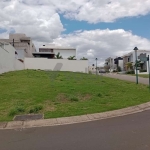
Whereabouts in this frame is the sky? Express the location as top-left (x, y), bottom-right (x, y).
top-left (0, 0), bottom-right (150, 66)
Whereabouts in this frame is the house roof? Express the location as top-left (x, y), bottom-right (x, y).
top-left (20, 37), bottom-right (31, 41)
top-left (40, 44), bottom-right (76, 50)
top-left (32, 52), bottom-right (54, 55)
top-left (122, 50), bottom-right (150, 58)
top-left (105, 57), bottom-right (113, 61)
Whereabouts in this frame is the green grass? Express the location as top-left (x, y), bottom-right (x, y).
top-left (128, 74), bottom-right (149, 78)
top-left (0, 70), bottom-right (150, 121)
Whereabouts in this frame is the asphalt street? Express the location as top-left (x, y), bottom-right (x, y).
top-left (1, 110), bottom-right (150, 150)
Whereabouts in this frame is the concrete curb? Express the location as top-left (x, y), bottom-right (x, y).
top-left (1, 102), bottom-right (150, 130)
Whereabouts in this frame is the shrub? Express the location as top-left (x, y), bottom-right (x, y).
top-left (70, 97), bottom-right (79, 102)
top-left (9, 109), bottom-right (18, 116)
top-left (126, 70), bottom-right (135, 74)
top-left (29, 105), bottom-right (43, 114)
top-left (140, 69), bottom-right (147, 72)
top-left (117, 66), bottom-right (122, 72)
top-left (97, 93), bottom-right (102, 97)
top-left (16, 106), bottom-right (25, 112)
top-left (8, 106), bottom-right (25, 116)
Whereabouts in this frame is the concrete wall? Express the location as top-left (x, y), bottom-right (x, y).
top-left (118, 60), bottom-right (123, 71)
top-left (0, 42), bottom-right (24, 74)
top-left (24, 58), bottom-right (88, 73)
top-left (14, 59), bottom-right (25, 71)
top-left (54, 49), bottom-right (76, 59)
top-left (16, 49), bottom-right (26, 60)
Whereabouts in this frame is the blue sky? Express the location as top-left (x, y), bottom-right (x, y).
top-left (1, 0), bottom-right (150, 65)
top-left (60, 13), bottom-right (150, 39)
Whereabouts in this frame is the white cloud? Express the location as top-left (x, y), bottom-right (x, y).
top-left (1, 0), bottom-right (149, 25)
top-left (22, 0), bottom-right (150, 23)
top-left (53, 29), bottom-right (150, 66)
top-left (61, 0), bottom-right (150, 23)
top-left (0, 0), bottom-right (150, 66)
top-left (0, 0), bottom-right (64, 42)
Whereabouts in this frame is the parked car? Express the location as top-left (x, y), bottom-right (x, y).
top-left (99, 70), bottom-right (106, 73)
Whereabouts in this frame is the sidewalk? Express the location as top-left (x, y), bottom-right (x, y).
top-left (104, 73), bottom-right (149, 85)
top-left (0, 102), bottom-right (150, 130)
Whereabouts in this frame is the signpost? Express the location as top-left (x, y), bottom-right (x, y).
top-left (147, 55), bottom-right (150, 91)
top-left (138, 55), bottom-right (150, 91)
top-left (139, 58), bottom-right (147, 61)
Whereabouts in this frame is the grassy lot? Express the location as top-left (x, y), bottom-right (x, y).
top-left (0, 70), bottom-right (150, 122)
top-left (128, 74), bottom-right (149, 78)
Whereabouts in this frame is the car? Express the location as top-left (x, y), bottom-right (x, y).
top-left (99, 70), bottom-right (106, 73)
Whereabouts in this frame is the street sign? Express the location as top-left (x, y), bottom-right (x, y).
top-left (140, 57), bottom-right (147, 61)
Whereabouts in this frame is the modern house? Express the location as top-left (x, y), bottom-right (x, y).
top-left (0, 33), bottom-right (36, 60)
top-left (104, 57), bottom-right (115, 72)
top-left (88, 65), bottom-right (96, 72)
top-left (104, 57), bottom-right (123, 72)
top-left (114, 57), bottom-right (123, 71)
top-left (122, 50), bottom-right (150, 73)
top-left (0, 34), bottom-right (88, 74)
top-left (32, 44), bottom-right (76, 59)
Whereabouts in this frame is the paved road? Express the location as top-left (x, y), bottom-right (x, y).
top-left (1, 110), bottom-right (150, 150)
top-left (104, 73), bottom-right (149, 85)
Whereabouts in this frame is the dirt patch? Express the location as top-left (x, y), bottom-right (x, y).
top-left (77, 93), bottom-right (92, 101)
top-left (44, 105), bottom-right (56, 112)
top-left (44, 101), bottom-right (56, 112)
top-left (56, 93), bottom-right (70, 103)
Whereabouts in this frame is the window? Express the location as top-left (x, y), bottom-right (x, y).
top-left (39, 49), bottom-right (53, 52)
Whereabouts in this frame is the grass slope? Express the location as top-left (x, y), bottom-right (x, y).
top-left (0, 70), bottom-right (150, 121)
top-left (131, 74), bottom-right (149, 78)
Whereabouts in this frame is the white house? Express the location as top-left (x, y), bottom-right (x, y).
top-left (32, 44), bottom-right (76, 59)
top-left (104, 57), bottom-right (123, 72)
top-left (0, 40), bottom-right (88, 74)
top-left (122, 50), bottom-right (150, 74)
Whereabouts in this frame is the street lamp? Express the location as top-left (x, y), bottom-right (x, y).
top-left (148, 55), bottom-right (150, 91)
top-left (96, 58), bottom-right (98, 75)
top-left (133, 47), bottom-right (138, 84)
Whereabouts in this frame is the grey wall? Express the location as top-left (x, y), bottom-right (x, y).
top-left (0, 42), bottom-right (25, 74)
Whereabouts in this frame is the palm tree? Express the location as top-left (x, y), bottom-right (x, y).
top-left (134, 60), bottom-right (142, 69)
top-left (126, 62), bottom-right (133, 71)
top-left (55, 52), bottom-right (63, 59)
top-left (68, 56), bottom-right (76, 60)
top-left (80, 57), bottom-right (88, 60)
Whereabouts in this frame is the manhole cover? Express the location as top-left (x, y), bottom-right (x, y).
top-left (14, 114), bottom-right (44, 121)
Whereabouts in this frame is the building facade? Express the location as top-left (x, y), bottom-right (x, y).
top-left (122, 50), bottom-right (150, 72)
top-left (32, 44), bottom-right (76, 59)
top-left (0, 33), bottom-right (36, 60)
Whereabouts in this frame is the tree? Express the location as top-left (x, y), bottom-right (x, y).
top-left (126, 62), bottom-right (133, 71)
top-left (55, 52), bottom-right (63, 59)
top-left (80, 57), bottom-right (88, 60)
top-left (68, 56), bottom-right (76, 60)
top-left (117, 66), bottom-right (121, 72)
top-left (134, 60), bottom-right (142, 69)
